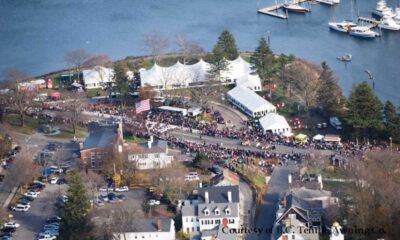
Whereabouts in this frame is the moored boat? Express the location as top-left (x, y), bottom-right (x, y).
top-left (329, 21), bottom-right (357, 33)
top-left (349, 26), bottom-right (379, 38)
top-left (379, 16), bottom-right (400, 30)
top-left (283, 2), bottom-right (310, 13)
top-left (373, 0), bottom-right (395, 17)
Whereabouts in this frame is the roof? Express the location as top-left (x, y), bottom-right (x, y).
top-left (259, 113), bottom-right (291, 131)
top-left (83, 66), bottom-right (114, 85)
top-left (131, 140), bottom-right (169, 154)
top-left (181, 202), bottom-right (198, 216)
top-left (198, 185), bottom-right (239, 204)
top-left (83, 128), bottom-right (118, 150)
top-left (202, 224), bottom-right (237, 240)
top-left (197, 202), bottom-right (239, 219)
top-left (120, 218), bottom-right (173, 233)
top-left (158, 106), bottom-right (188, 115)
top-left (235, 73), bottom-right (261, 91)
top-left (227, 86), bottom-right (276, 113)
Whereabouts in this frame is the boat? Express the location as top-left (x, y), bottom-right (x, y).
top-left (337, 53), bottom-right (352, 62)
top-left (329, 21), bottom-right (357, 32)
top-left (394, 7), bottom-right (400, 23)
top-left (379, 15), bottom-right (400, 30)
top-left (283, 1), bottom-right (310, 13)
top-left (373, 0), bottom-right (395, 17)
top-left (349, 26), bottom-right (379, 38)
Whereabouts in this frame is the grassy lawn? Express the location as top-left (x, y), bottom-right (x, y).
top-left (4, 114), bottom-right (45, 135)
top-left (252, 174), bottom-right (266, 189)
top-left (124, 134), bottom-right (147, 143)
top-left (305, 165), bottom-right (354, 179)
top-left (85, 88), bottom-right (108, 98)
top-left (49, 127), bottom-right (87, 139)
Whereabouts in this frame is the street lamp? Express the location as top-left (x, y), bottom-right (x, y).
top-left (389, 137), bottom-right (393, 152)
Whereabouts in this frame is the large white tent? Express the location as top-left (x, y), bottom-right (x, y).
top-left (259, 113), bottom-right (291, 135)
top-left (139, 56), bottom-right (262, 91)
top-left (82, 66), bottom-right (114, 89)
top-left (227, 86), bottom-right (276, 118)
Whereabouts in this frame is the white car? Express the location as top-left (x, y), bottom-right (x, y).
top-left (98, 187), bottom-right (114, 192)
top-left (12, 205), bottom-right (30, 212)
top-left (24, 191), bottom-right (38, 198)
top-left (41, 230), bottom-right (59, 237)
top-left (50, 177), bottom-right (58, 184)
top-left (3, 221), bottom-right (20, 228)
top-left (37, 233), bottom-right (57, 240)
top-left (185, 175), bottom-right (200, 181)
top-left (114, 186), bottom-right (129, 192)
top-left (148, 199), bottom-right (160, 206)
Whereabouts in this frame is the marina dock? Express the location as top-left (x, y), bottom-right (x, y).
top-left (258, 0), bottom-right (339, 19)
top-left (358, 16), bottom-right (380, 26)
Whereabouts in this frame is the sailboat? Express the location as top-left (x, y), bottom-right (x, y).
top-left (328, 0), bottom-right (357, 33)
top-left (283, 0), bottom-right (310, 13)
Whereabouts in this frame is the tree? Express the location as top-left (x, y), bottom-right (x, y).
top-left (383, 101), bottom-right (400, 142)
top-left (83, 55), bottom-right (113, 68)
top-left (0, 134), bottom-right (12, 160)
top-left (192, 153), bottom-right (210, 170)
top-left (175, 33), bottom-right (203, 64)
top-left (109, 205), bottom-right (139, 240)
top-left (212, 31), bottom-right (239, 60)
top-left (60, 171), bottom-right (90, 240)
top-left (316, 62), bottom-right (345, 117)
top-left (250, 37), bottom-right (276, 85)
top-left (190, 84), bottom-right (225, 108)
top-left (5, 69), bottom-right (34, 126)
top-left (346, 82), bottom-right (382, 143)
top-left (113, 62), bottom-right (131, 109)
top-left (62, 93), bottom-right (88, 135)
top-left (139, 85), bottom-right (157, 100)
top-left (143, 31), bottom-right (170, 62)
top-left (64, 49), bottom-right (90, 82)
top-left (80, 171), bottom-right (106, 204)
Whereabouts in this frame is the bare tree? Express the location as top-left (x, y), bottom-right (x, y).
top-left (83, 55), bottom-right (113, 68)
top-left (64, 49), bottom-right (90, 82)
top-left (80, 170), bottom-right (106, 203)
top-left (139, 85), bottom-right (157, 100)
top-left (62, 93), bottom-right (88, 135)
top-left (143, 31), bottom-right (170, 62)
top-left (175, 33), bottom-right (203, 64)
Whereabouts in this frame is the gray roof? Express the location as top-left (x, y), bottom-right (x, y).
top-left (202, 224), bottom-right (237, 240)
top-left (182, 203), bottom-right (198, 217)
top-left (197, 202), bottom-right (239, 219)
top-left (123, 218), bottom-right (173, 233)
top-left (198, 185), bottom-right (239, 204)
top-left (134, 140), bottom-right (168, 154)
top-left (83, 128), bottom-right (117, 149)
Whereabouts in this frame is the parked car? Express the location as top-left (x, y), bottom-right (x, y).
top-left (95, 199), bottom-right (104, 207)
top-left (37, 233), bottom-right (56, 240)
top-left (148, 199), bottom-right (160, 206)
top-left (114, 186), bottom-right (129, 192)
top-left (56, 178), bottom-right (68, 185)
top-left (24, 191), bottom-right (38, 198)
top-left (98, 187), bottom-right (113, 192)
top-left (3, 222), bottom-right (19, 229)
top-left (11, 205), bottom-right (30, 212)
top-left (41, 230), bottom-right (59, 237)
top-left (43, 224), bottom-right (59, 231)
top-left (99, 195), bottom-right (109, 202)
top-left (45, 216), bottom-right (61, 224)
top-left (1, 227), bottom-right (16, 233)
top-left (116, 194), bottom-right (126, 201)
top-left (210, 165), bottom-right (223, 175)
top-left (49, 177), bottom-right (58, 184)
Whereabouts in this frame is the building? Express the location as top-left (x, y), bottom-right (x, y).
top-left (82, 66), bottom-right (114, 89)
top-left (127, 137), bottom-right (174, 170)
top-left (227, 86), bottom-right (276, 118)
top-left (259, 113), bottom-right (292, 135)
top-left (181, 185), bottom-right (240, 240)
top-left (113, 218), bottom-right (175, 240)
top-left (139, 56), bottom-right (261, 91)
top-left (80, 121), bottom-right (123, 171)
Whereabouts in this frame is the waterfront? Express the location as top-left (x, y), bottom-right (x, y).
top-left (0, 0), bottom-right (399, 103)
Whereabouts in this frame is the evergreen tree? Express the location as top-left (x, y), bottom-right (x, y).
top-left (250, 37), bottom-right (275, 84)
top-left (60, 172), bottom-right (90, 240)
top-left (383, 101), bottom-right (400, 142)
top-left (346, 82), bottom-right (382, 142)
top-left (317, 62), bottom-right (345, 116)
top-left (113, 62), bottom-right (131, 109)
top-left (212, 31), bottom-right (239, 61)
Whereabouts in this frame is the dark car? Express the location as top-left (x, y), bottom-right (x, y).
top-left (1, 227), bottom-right (16, 233)
top-left (20, 196), bottom-right (34, 202)
top-left (57, 178), bottom-right (68, 185)
top-left (46, 216), bottom-right (61, 224)
top-left (210, 165), bottom-right (223, 175)
top-left (116, 194), bottom-right (126, 201)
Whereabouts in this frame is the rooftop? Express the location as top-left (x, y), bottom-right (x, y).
top-left (198, 185), bottom-right (239, 204)
top-left (83, 127), bottom-right (118, 150)
top-left (119, 218), bottom-right (173, 233)
top-left (227, 86), bottom-right (276, 113)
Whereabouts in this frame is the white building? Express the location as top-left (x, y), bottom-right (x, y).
top-left (82, 66), bottom-right (114, 89)
top-left (181, 185), bottom-right (240, 240)
top-left (127, 138), bottom-right (174, 170)
top-left (139, 56), bottom-right (261, 91)
top-left (113, 218), bottom-right (175, 240)
top-left (259, 113), bottom-right (292, 135)
top-left (227, 86), bottom-right (276, 118)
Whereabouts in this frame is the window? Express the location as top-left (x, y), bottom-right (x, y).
top-left (229, 219), bottom-right (235, 224)
top-left (225, 208), bottom-right (231, 215)
top-left (90, 152), bottom-right (96, 160)
top-left (191, 218), bottom-right (193, 222)
top-left (91, 160), bottom-right (96, 168)
top-left (204, 209), bottom-right (209, 215)
top-left (97, 152), bottom-right (102, 159)
top-left (197, 227), bottom-right (200, 231)
top-left (215, 219), bottom-right (220, 224)
top-left (215, 209), bottom-right (220, 215)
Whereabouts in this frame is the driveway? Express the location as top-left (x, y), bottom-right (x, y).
top-left (11, 184), bottom-right (67, 240)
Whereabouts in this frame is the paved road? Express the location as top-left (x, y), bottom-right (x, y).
top-left (12, 184), bottom-right (67, 240)
top-left (247, 164), bottom-right (298, 240)
top-left (209, 102), bottom-right (247, 129)
top-left (169, 130), bottom-right (333, 155)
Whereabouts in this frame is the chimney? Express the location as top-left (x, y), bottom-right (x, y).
top-left (79, 142), bottom-right (83, 150)
top-left (157, 219), bottom-right (161, 232)
top-left (147, 141), bottom-right (152, 149)
top-left (227, 191), bottom-right (232, 203)
top-left (288, 174), bottom-right (292, 185)
top-left (283, 192), bottom-right (287, 208)
top-left (150, 135), bottom-right (153, 143)
top-left (205, 191), bottom-right (209, 203)
top-left (199, 182), bottom-right (202, 188)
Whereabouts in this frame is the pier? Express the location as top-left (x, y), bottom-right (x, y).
top-left (358, 16), bottom-right (380, 26)
top-left (258, 0), bottom-right (339, 19)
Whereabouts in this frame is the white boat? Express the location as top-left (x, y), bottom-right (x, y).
top-left (394, 7), bottom-right (400, 23)
top-left (349, 26), bottom-right (379, 38)
top-left (337, 53), bottom-right (352, 62)
top-left (379, 16), bottom-right (400, 30)
top-left (373, 0), bottom-right (395, 17)
top-left (283, 2), bottom-right (310, 13)
top-left (329, 21), bottom-right (357, 33)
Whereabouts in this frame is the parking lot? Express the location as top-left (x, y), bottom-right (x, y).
top-left (11, 184), bottom-right (67, 240)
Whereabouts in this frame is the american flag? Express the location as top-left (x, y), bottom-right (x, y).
top-left (135, 99), bottom-right (151, 114)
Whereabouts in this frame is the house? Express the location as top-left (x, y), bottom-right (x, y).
top-left (227, 86), bottom-right (276, 118)
top-left (82, 66), bottom-right (114, 89)
top-left (271, 193), bottom-right (322, 240)
top-left (181, 185), bottom-right (240, 240)
top-left (80, 121), bottom-right (123, 171)
top-left (259, 113), bottom-right (292, 136)
top-left (113, 218), bottom-right (175, 240)
top-left (127, 137), bottom-right (174, 170)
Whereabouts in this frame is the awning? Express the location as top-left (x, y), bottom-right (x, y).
top-left (71, 82), bottom-right (82, 88)
top-left (313, 134), bottom-right (324, 141)
top-left (324, 134), bottom-right (341, 142)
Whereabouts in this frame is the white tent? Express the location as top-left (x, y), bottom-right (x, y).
top-left (259, 113), bottom-right (291, 134)
top-left (82, 66), bottom-right (114, 89)
top-left (139, 56), bottom-right (262, 91)
top-left (313, 134), bottom-right (325, 141)
top-left (227, 86), bottom-right (276, 118)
